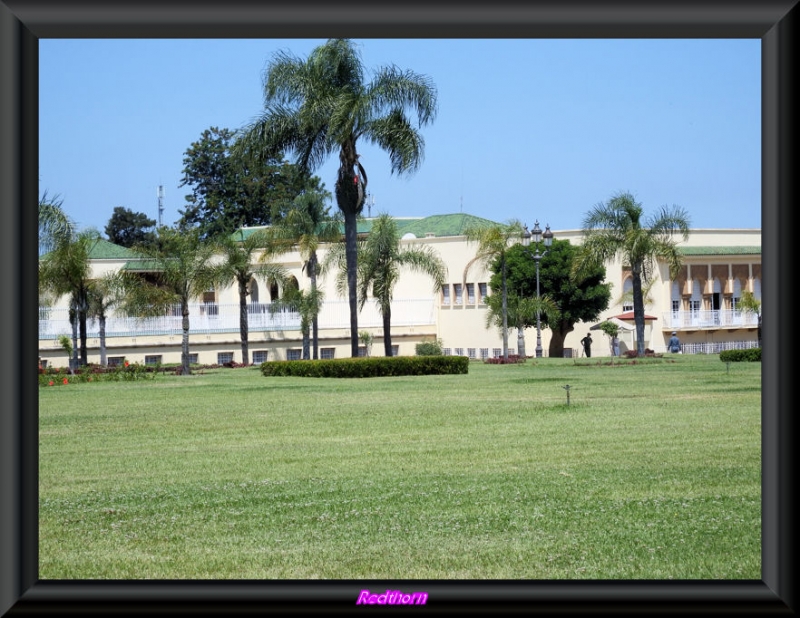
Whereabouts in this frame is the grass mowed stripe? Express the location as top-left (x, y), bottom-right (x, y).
top-left (39, 355), bottom-right (760, 579)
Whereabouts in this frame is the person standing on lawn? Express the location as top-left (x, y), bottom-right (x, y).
top-left (668, 331), bottom-right (682, 353)
top-left (580, 332), bottom-right (593, 358)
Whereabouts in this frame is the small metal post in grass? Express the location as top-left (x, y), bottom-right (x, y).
top-left (726, 361), bottom-right (731, 374)
top-left (563, 384), bottom-right (571, 406)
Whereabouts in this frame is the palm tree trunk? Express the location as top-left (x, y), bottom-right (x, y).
top-left (78, 290), bottom-right (89, 367)
top-left (501, 258), bottom-right (509, 360)
top-left (238, 278), bottom-right (249, 365)
top-left (69, 305), bottom-right (78, 374)
top-left (517, 323), bottom-right (526, 358)
top-left (383, 306), bottom-right (393, 356)
top-left (181, 302), bottom-right (191, 375)
top-left (310, 252), bottom-right (319, 360)
top-left (336, 147), bottom-right (363, 358)
top-left (631, 266), bottom-right (646, 356)
top-left (343, 206), bottom-right (359, 358)
top-left (98, 312), bottom-right (107, 366)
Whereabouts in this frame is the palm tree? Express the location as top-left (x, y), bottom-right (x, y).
top-left (348, 213), bottom-right (446, 357)
top-left (463, 220), bottom-right (525, 361)
top-left (278, 281), bottom-right (323, 360)
top-left (484, 291), bottom-right (559, 358)
top-left (267, 190), bottom-right (342, 359)
top-left (117, 228), bottom-right (219, 376)
top-left (214, 230), bottom-right (289, 365)
top-left (38, 191), bottom-right (75, 256)
top-left (86, 271), bottom-right (127, 367)
top-left (235, 38), bottom-right (438, 357)
top-left (39, 228), bottom-right (101, 368)
top-left (572, 191), bottom-right (690, 356)
top-left (739, 290), bottom-right (762, 348)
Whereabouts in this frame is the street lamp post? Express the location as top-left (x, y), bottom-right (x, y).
top-left (521, 220), bottom-right (554, 358)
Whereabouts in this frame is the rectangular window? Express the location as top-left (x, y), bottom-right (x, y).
top-left (672, 300), bottom-right (680, 312)
top-left (443, 348), bottom-right (452, 356)
top-left (357, 346), bottom-right (367, 357)
top-left (252, 350), bottom-right (268, 364)
top-left (217, 352), bottom-right (234, 365)
top-left (466, 283), bottom-right (475, 304)
top-left (454, 347), bottom-right (464, 357)
top-left (107, 356), bottom-right (125, 367)
top-left (391, 345), bottom-right (399, 356)
top-left (321, 348), bottom-right (335, 359)
top-left (623, 301), bottom-right (633, 312)
top-left (453, 283), bottom-right (463, 304)
top-left (188, 353), bottom-right (198, 365)
top-left (493, 348), bottom-right (502, 358)
top-left (144, 355), bottom-right (162, 366)
top-left (441, 285), bottom-right (451, 306)
top-left (287, 349), bottom-right (302, 361)
top-left (478, 282), bottom-right (488, 303)
top-left (480, 348), bottom-right (489, 360)
top-left (467, 348), bottom-right (476, 359)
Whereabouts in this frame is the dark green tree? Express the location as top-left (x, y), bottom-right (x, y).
top-left (177, 126), bottom-right (319, 239)
top-left (104, 206), bottom-right (157, 248)
top-left (572, 192), bottom-right (690, 356)
top-left (490, 240), bottom-right (611, 358)
top-left (236, 39), bottom-right (438, 357)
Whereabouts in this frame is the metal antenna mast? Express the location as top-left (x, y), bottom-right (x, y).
top-left (157, 185), bottom-right (165, 227)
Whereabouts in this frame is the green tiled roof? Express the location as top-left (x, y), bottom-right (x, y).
top-left (679, 246), bottom-right (761, 256)
top-left (233, 213), bottom-right (502, 242)
top-left (88, 238), bottom-right (140, 260)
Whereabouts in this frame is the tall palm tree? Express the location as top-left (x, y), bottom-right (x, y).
top-left (572, 191), bottom-right (690, 356)
top-left (214, 230), bottom-right (289, 365)
top-left (39, 228), bottom-right (101, 368)
top-left (463, 220), bottom-right (525, 361)
top-left (86, 271), bottom-right (127, 367)
top-left (278, 281), bottom-right (323, 360)
top-left (267, 190), bottom-right (342, 359)
top-left (235, 38), bottom-right (438, 357)
top-left (117, 228), bottom-right (219, 376)
top-left (347, 213), bottom-right (446, 357)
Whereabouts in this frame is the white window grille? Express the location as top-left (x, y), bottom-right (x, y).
top-left (443, 348), bottom-right (452, 356)
top-left (478, 283), bottom-right (488, 303)
top-left (391, 345), bottom-right (399, 356)
top-left (453, 283), bottom-right (463, 304)
top-left (252, 350), bottom-right (268, 364)
top-left (455, 347), bottom-right (464, 356)
top-left (467, 348), bottom-right (476, 359)
top-left (442, 286), bottom-right (451, 306)
top-left (287, 349), bottom-right (302, 361)
top-left (144, 355), bottom-right (162, 366)
top-left (492, 348), bottom-right (501, 358)
top-left (480, 348), bottom-right (489, 360)
top-left (108, 356), bottom-right (125, 367)
top-left (188, 353), bottom-right (198, 364)
top-left (321, 348), bottom-right (335, 359)
top-left (217, 352), bottom-right (234, 365)
top-left (466, 283), bottom-right (475, 304)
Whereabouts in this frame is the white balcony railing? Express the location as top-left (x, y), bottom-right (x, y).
top-left (661, 309), bottom-right (759, 330)
top-left (38, 298), bottom-right (436, 341)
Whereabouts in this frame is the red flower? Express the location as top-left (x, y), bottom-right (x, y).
top-left (48, 381), bottom-right (54, 386)
top-left (63, 378), bottom-right (69, 385)
top-left (124, 361), bottom-right (129, 367)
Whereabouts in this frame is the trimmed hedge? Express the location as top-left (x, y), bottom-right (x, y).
top-left (260, 355), bottom-right (469, 378)
top-left (719, 348), bottom-right (761, 363)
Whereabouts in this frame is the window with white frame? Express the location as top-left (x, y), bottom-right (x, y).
top-left (467, 348), bottom-right (476, 359)
top-left (108, 356), bottom-right (125, 367)
top-left (478, 282), bottom-right (488, 303)
top-left (466, 283), bottom-right (475, 304)
top-left (217, 352), bottom-right (234, 365)
top-left (453, 283), bottom-right (463, 304)
top-left (622, 278), bottom-right (633, 312)
top-left (443, 348), bottom-right (452, 356)
top-left (144, 355), bottom-right (162, 366)
top-left (188, 353), bottom-right (198, 364)
top-left (321, 348), bottom-right (335, 359)
top-left (391, 345), bottom-right (399, 356)
top-left (441, 285), bottom-right (451, 306)
top-left (455, 347), bottom-right (464, 356)
top-left (357, 347), bottom-right (367, 357)
top-left (480, 348), bottom-right (489, 360)
top-left (493, 348), bottom-right (502, 358)
top-left (252, 350), bottom-right (268, 364)
top-left (287, 349), bottom-right (302, 361)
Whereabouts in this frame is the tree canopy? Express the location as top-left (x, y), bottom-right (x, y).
top-left (105, 206), bottom-right (157, 249)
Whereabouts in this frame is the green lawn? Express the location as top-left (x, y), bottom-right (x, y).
top-left (38, 354), bottom-right (761, 579)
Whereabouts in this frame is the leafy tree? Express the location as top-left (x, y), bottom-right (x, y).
top-left (463, 220), bottom-right (524, 361)
top-left (493, 241), bottom-right (611, 358)
top-left (352, 213), bottom-right (446, 357)
top-left (266, 189), bottom-right (341, 359)
top-left (177, 126), bottom-right (319, 239)
top-left (117, 228), bottom-right (219, 376)
top-left (86, 271), bottom-right (127, 366)
top-left (236, 38), bottom-right (438, 357)
top-left (39, 228), bottom-right (101, 368)
top-left (572, 191), bottom-right (690, 356)
top-left (104, 206), bottom-right (157, 249)
top-left (214, 230), bottom-right (289, 364)
top-left (739, 290), bottom-right (762, 347)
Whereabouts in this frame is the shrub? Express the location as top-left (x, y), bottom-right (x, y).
top-left (484, 354), bottom-right (526, 364)
top-left (260, 355), bottom-right (468, 378)
top-left (719, 348), bottom-right (761, 363)
top-left (415, 339), bottom-right (443, 356)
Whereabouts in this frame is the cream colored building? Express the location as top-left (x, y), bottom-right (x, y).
top-left (38, 213), bottom-right (761, 367)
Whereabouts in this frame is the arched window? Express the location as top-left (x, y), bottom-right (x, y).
top-left (622, 278), bottom-right (633, 312)
top-left (249, 277), bottom-right (260, 303)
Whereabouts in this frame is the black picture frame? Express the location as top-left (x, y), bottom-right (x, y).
top-left (2, 1), bottom-right (795, 614)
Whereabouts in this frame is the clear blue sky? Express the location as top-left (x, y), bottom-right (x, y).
top-left (39, 38), bottom-right (761, 234)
